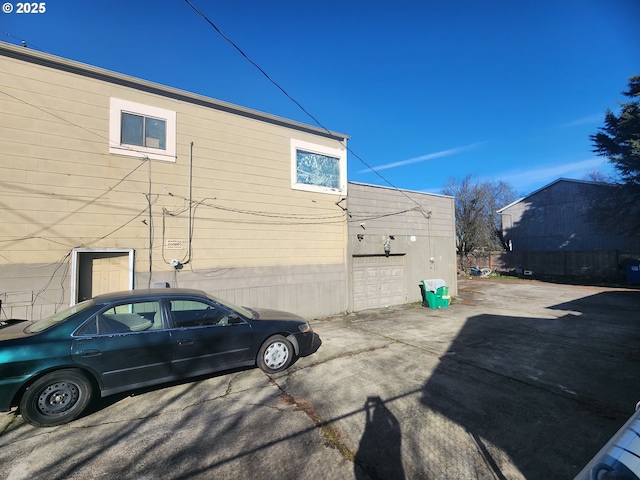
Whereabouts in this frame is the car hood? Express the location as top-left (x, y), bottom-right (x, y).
top-left (250, 308), bottom-right (307, 322)
top-left (0, 319), bottom-right (32, 341)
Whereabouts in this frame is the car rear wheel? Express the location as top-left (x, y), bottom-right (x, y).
top-left (19, 369), bottom-right (93, 427)
top-left (257, 335), bottom-right (294, 374)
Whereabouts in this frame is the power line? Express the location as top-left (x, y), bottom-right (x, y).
top-left (183, 0), bottom-right (327, 134)
top-left (1, 89), bottom-right (126, 152)
top-left (164, 193), bottom-right (347, 221)
top-left (3, 32), bottom-right (48, 52)
top-left (183, 0), bottom-right (432, 218)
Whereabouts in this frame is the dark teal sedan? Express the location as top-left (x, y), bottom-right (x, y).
top-left (0, 288), bottom-right (319, 427)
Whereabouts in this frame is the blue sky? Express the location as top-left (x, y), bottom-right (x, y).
top-left (2, 0), bottom-right (639, 196)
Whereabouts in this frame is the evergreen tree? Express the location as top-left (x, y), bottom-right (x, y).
top-left (590, 75), bottom-right (640, 235)
top-left (591, 75), bottom-right (640, 186)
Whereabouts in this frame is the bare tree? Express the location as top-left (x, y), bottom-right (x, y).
top-left (443, 175), bottom-right (518, 269)
top-left (582, 170), bottom-right (613, 184)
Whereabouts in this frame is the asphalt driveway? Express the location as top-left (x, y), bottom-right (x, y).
top-left (1, 278), bottom-right (639, 479)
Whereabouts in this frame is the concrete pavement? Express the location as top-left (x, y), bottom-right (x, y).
top-left (1, 277), bottom-right (639, 479)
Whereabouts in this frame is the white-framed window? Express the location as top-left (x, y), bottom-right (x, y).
top-left (291, 139), bottom-right (346, 195)
top-left (109, 98), bottom-right (176, 162)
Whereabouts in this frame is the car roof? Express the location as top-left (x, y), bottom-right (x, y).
top-left (92, 288), bottom-right (209, 304)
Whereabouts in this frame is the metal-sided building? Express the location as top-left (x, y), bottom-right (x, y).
top-left (498, 178), bottom-right (639, 252)
top-left (496, 178), bottom-right (640, 280)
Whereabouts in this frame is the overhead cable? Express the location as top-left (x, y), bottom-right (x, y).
top-left (183, 0), bottom-right (432, 217)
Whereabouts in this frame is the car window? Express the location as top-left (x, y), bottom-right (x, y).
top-left (169, 299), bottom-right (231, 327)
top-left (27, 300), bottom-right (95, 333)
top-left (76, 300), bottom-right (161, 335)
top-left (205, 294), bottom-right (254, 319)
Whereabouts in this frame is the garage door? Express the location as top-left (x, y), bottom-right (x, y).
top-left (353, 255), bottom-right (405, 311)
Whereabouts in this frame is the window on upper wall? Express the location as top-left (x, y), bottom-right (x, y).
top-left (109, 98), bottom-right (176, 162)
top-left (291, 139), bottom-right (346, 195)
top-left (121, 113), bottom-right (166, 149)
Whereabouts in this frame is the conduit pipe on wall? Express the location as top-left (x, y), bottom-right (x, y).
top-left (183, 141), bottom-right (194, 266)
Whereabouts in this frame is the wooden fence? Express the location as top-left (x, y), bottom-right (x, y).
top-left (464, 250), bottom-right (640, 283)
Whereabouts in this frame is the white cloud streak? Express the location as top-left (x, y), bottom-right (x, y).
top-left (558, 114), bottom-right (604, 128)
top-left (358, 142), bottom-right (486, 174)
top-left (487, 157), bottom-right (611, 191)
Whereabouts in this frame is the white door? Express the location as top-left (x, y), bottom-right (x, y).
top-left (91, 255), bottom-right (130, 296)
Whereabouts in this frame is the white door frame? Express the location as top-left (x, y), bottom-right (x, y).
top-left (70, 248), bottom-right (135, 305)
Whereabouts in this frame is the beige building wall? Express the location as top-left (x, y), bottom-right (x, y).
top-left (0, 43), bottom-right (348, 320)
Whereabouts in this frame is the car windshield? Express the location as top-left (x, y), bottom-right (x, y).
top-left (207, 294), bottom-right (255, 319)
top-left (26, 300), bottom-right (95, 333)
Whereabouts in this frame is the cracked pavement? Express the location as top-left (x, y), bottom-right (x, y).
top-left (1, 278), bottom-right (639, 479)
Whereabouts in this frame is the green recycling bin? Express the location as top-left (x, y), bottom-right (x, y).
top-left (420, 281), bottom-right (450, 309)
top-left (427, 286), bottom-right (449, 309)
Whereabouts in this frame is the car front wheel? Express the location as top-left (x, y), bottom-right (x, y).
top-left (257, 335), bottom-right (294, 374)
top-left (19, 369), bottom-right (93, 427)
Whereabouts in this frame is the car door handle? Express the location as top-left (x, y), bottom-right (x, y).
top-left (177, 339), bottom-right (194, 346)
top-left (80, 350), bottom-right (102, 357)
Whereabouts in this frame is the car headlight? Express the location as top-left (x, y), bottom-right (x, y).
top-left (298, 322), bottom-right (311, 333)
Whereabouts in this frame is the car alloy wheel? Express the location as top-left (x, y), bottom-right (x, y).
top-left (257, 335), bottom-right (294, 373)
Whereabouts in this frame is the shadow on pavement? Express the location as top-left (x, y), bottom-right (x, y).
top-left (354, 395), bottom-right (405, 480)
top-left (420, 289), bottom-right (640, 479)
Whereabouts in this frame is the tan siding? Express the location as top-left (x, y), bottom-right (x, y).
top-left (1, 48), bottom-right (349, 318)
